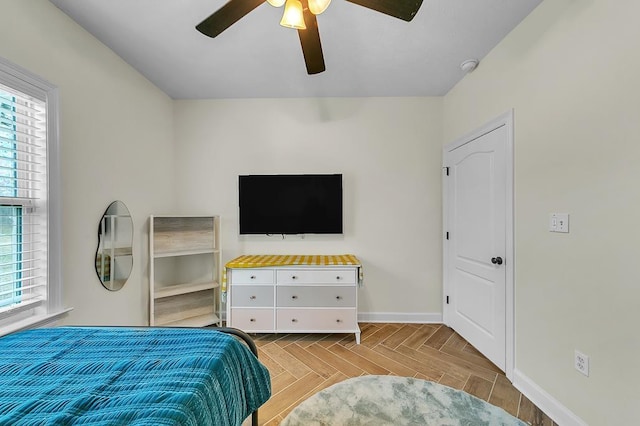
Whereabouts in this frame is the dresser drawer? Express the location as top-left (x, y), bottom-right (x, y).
top-left (276, 308), bottom-right (357, 332)
top-left (276, 269), bottom-right (357, 285)
top-left (229, 269), bottom-right (274, 285)
top-left (231, 285), bottom-right (274, 308)
top-left (277, 286), bottom-right (356, 308)
top-left (230, 308), bottom-right (274, 331)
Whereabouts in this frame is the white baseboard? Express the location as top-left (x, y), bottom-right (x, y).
top-left (512, 369), bottom-right (587, 426)
top-left (357, 312), bottom-right (442, 324)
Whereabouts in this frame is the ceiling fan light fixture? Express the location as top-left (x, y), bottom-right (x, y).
top-left (196, 0), bottom-right (425, 74)
top-left (266, 0), bottom-right (286, 7)
top-left (308, 0), bottom-right (331, 15)
top-left (280, 0), bottom-right (306, 29)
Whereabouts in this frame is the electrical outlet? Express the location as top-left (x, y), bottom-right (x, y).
top-left (549, 213), bottom-right (570, 233)
top-left (574, 350), bottom-right (589, 377)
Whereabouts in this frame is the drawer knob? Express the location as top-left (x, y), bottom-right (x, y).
top-left (336, 276), bottom-right (341, 280)
top-left (249, 295), bottom-right (256, 300)
top-left (291, 318), bottom-right (298, 323)
top-left (291, 295), bottom-right (298, 299)
top-left (250, 275), bottom-right (256, 279)
top-left (291, 275), bottom-right (298, 280)
top-left (336, 319), bottom-right (342, 323)
top-left (336, 296), bottom-right (342, 300)
top-left (250, 318), bottom-right (256, 322)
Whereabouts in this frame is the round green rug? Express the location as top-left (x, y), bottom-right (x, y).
top-left (281, 375), bottom-right (527, 426)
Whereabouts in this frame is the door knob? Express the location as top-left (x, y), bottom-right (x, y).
top-left (491, 257), bottom-right (503, 265)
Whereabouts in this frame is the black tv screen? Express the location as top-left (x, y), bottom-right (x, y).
top-left (239, 174), bottom-right (343, 235)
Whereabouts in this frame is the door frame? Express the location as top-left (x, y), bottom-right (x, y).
top-left (442, 110), bottom-right (515, 380)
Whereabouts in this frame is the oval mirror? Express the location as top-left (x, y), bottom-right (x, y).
top-left (95, 201), bottom-right (133, 291)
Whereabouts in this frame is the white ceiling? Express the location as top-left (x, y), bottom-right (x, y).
top-left (49, 0), bottom-right (542, 99)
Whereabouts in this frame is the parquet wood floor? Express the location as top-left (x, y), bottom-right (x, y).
top-left (250, 323), bottom-right (557, 426)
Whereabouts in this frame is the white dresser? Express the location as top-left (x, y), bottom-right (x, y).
top-left (227, 263), bottom-right (361, 344)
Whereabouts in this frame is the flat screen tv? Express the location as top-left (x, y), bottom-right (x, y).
top-left (239, 174), bottom-right (343, 235)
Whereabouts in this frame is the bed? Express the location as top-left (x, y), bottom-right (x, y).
top-left (0, 326), bottom-right (271, 425)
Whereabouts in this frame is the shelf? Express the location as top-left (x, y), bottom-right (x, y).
top-left (155, 313), bottom-right (220, 328)
top-left (154, 281), bottom-right (220, 299)
top-left (150, 215), bottom-right (222, 328)
top-left (101, 247), bottom-right (132, 257)
top-left (153, 248), bottom-right (219, 258)
top-left (152, 217), bottom-right (216, 254)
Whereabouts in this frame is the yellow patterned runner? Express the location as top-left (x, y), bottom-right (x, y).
top-left (222, 254), bottom-right (362, 295)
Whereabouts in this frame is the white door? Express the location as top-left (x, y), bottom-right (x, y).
top-left (443, 112), bottom-right (513, 374)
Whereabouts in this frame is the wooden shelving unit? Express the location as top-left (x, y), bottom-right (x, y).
top-left (149, 215), bottom-right (222, 327)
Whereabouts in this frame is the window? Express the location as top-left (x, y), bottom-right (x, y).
top-left (0, 57), bottom-right (63, 332)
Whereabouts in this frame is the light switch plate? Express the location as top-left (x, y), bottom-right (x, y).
top-left (549, 213), bottom-right (569, 233)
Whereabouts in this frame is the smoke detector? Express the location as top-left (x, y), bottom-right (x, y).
top-left (460, 59), bottom-right (479, 73)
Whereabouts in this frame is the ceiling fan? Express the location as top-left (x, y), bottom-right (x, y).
top-left (196, 0), bottom-right (424, 74)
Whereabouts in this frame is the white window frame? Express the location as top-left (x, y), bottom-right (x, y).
top-left (0, 56), bottom-right (69, 335)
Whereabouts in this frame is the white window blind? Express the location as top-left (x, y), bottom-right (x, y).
top-left (0, 57), bottom-right (64, 334)
top-left (0, 82), bottom-right (48, 317)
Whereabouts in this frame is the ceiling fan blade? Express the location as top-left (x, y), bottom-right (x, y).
top-left (196, 0), bottom-right (266, 38)
top-left (345, 0), bottom-right (423, 22)
top-left (298, 4), bottom-right (325, 74)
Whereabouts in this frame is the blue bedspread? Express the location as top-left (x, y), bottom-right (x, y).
top-left (0, 327), bottom-right (271, 425)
